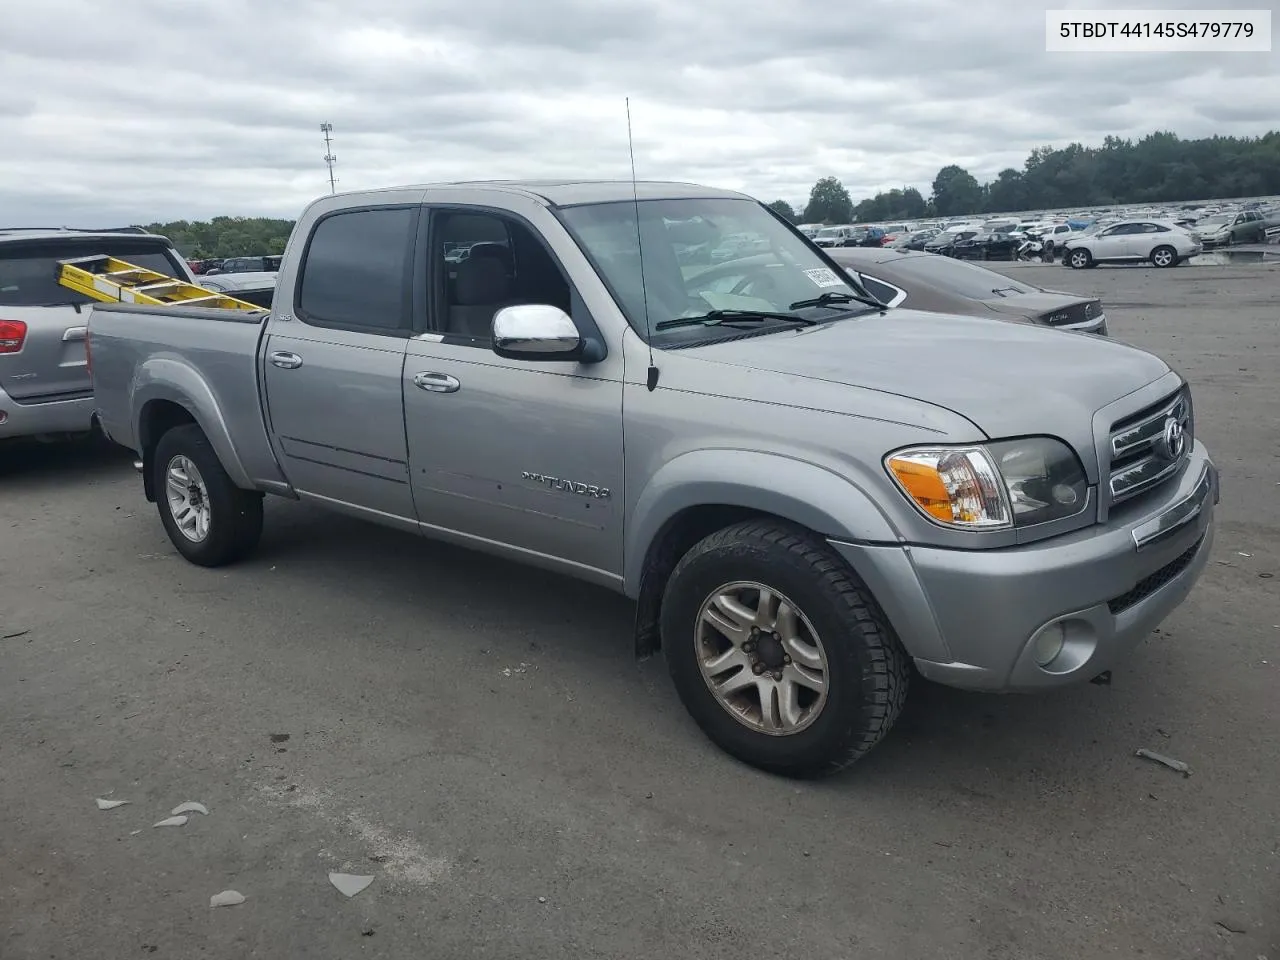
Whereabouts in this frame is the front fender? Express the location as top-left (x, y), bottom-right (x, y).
top-left (132, 356), bottom-right (254, 489)
top-left (623, 449), bottom-right (901, 596)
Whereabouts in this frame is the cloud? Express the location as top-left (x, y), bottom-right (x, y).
top-left (1, 0), bottom-right (1274, 224)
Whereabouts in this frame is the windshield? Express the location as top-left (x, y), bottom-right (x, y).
top-left (1198, 215), bottom-right (1229, 225)
top-left (0, 240), bottom-right (185, 306)
top-left (558, 198), bottom-right (872, 344)
top-left (884, 254), bottom-right (1038, 300)
top-left (816, 227), bottom-right (843, 238)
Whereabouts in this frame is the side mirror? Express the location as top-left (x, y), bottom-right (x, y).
top-left (492, 304), bottom-right (601, 363)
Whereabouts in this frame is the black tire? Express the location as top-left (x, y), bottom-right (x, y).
top-left (153, 424), bottom-right (263, 567)
top-left (661, 519), bottom-right (909, 778)
top-left (1068, 248), bottom-right (1092, 270)
top-left (1150, 245), bottom-right (1178, 268)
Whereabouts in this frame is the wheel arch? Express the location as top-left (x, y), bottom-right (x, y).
top-left (132, 359), bottom-right (254, 499)
top-left (627, 451), bottom-right (901, 658)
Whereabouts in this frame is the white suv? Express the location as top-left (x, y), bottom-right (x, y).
top-left (1062, 219), bottom-right (1201, 270)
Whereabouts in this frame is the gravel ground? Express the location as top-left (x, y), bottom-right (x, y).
top-left (2, 262), bottom-right (1277, 959)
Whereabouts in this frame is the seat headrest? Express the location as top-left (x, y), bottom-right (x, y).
top-left (466, 242), bottom-right (513, 270)
top-left (455, 255), bottom-right (510, 306)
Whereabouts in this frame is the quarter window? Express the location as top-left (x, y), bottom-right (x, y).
top-left (297, 207), bottom-right (416, 332)
top-left (858, 274), bottom-right (905, 306)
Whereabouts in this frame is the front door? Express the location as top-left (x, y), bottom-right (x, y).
top-left (402, 206), bottom-right (625, 580)
top-left (263, 205), bottom-right (420, 521)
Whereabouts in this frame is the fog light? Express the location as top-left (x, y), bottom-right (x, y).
top-left (1033, 623), bottom-right (1066, 666)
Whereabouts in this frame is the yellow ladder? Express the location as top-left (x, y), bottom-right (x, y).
top-left (57, 255), bottom-right (265, 312)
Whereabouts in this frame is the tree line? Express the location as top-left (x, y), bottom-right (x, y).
top-left (767, 129), bottom-right (1280, 225)
top-left (144, 129), bottom-right (1278, 255)
top-left (143, 216), bottom-right (296, 259)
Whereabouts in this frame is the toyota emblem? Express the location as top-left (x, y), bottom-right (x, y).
top-left (1155, 416), bottom-right (1186, 461)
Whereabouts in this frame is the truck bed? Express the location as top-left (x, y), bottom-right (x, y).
top-left (90, 302), bottom-right (287, 490)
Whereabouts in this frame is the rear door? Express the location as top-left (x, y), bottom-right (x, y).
top-left (0, 238), bottom-right (186, 403)
top-left (262, 205), bottom-right (420, 522)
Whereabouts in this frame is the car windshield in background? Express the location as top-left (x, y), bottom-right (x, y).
top-left (816, 227), bottom-right (844, 238)
top-left (558, 198), bottom-right (872, 343)
top-left (886, 254), bottom-right (1039, 300)
top-left (0, 242), bottom-right (183, 306)
top-left (1197, 216), bottom-right (1230, 226)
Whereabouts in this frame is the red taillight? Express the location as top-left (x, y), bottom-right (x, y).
top-left (0, 319), bottom-right (27, 354)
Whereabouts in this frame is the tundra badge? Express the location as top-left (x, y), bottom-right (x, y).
top-left (522, 471), bottom-right (611, 500)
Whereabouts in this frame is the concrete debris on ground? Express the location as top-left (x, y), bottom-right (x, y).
top-left (171, 801), bottom-right (209, 816)
top-left (95, 798), bottom-right (130, 810)
top-left (328, 873), bottom-right (375, 898)
top-left (1136, 748), bottom-right (1191, 776)
top-left (210, 890), bottom-right (246, 908)
top-left (152, 815), bottom-right (189, 828)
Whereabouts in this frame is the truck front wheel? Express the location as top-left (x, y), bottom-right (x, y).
top-left (153, 424), bottom-right (263, 567)
top-left (661, 520), bottom-right (909, 777)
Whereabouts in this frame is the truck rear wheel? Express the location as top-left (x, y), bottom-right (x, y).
top-left (153, 424), bottom-right (263, 567)
top-left (661, 519), bottom-right (909, 778)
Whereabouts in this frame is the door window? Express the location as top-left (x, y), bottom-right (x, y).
top-left (432, 211), bottom-right (572, 345)
top-left (296, 207), bottom-right (417, 334)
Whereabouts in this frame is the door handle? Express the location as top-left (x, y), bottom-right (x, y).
top-left (413, 372), bottom-right (460, 393)
top-left (270, 351), bottom-right (303, 369)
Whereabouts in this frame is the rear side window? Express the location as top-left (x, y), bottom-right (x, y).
top-left (0, 241), bottom-right (184, 306)
top-left (297, 207), bottom-right (416, 333)
top-left (858, 274), bottom-right (905, 306)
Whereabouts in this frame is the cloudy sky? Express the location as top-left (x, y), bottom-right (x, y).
top-left (2, 0), bottom-right (1275, 224)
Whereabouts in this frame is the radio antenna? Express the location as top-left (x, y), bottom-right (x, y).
top-left (626, 98), bottom-right (659, 392)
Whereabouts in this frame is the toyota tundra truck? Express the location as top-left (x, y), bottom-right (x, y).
top-left (88, 181), bottom-right (1218, 777)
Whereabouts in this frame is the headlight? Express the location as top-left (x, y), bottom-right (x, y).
top-left (885, 438), bottom-right (1089, 530)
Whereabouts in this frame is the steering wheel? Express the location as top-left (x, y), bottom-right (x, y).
top-left (687, 262), bottom-right (780, 299)
top-left (728, 267), bottom-right (780, 297)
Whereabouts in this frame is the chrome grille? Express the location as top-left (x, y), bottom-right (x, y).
top-left (1107, 388), bottom-right (1192, 505)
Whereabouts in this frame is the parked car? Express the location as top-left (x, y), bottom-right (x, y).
top-left (1062, 219), bottom-right (1201, 269)
top-left (197, 271), bottom-right (277, 309)
top-left (858, 226), bottom-right (887, 247)
top-left (812, 225), bottom-right (860, 247)
top-left (0, 226), bottom-right (194, 443)
top-left (923, 229), bottom-right (978, 255)
top-left (90, 180), bottom-right (1216, 778)
top-left (207, 255), bottom-right (282, 275)
top-left (1195, 211), bottom-right (1274, 247)
top-left (947, 231), bottom-right (1021, 261)
top-left (827, 247), bottom-right (1108, 335)
top-left (894, 229), bottom-right (940, 251)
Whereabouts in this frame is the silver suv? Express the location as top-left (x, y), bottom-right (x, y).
top-left (0, 228), bottom-right (194, 442)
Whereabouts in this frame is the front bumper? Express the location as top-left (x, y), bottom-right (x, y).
top-left (0, 385), bottom-right (95, 440)
top-left (830, 442), bottom-right (1218, 692)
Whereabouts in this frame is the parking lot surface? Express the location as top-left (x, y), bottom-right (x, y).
top-left (2, 262), bottom-right (1277, 959)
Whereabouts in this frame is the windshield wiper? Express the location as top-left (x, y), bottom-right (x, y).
top-left (990, 286), bottom-right (1020, 298)
top-left (654, 309), bottom-right (817, 331)
top-left (789, 290), bottom-right (884, 311)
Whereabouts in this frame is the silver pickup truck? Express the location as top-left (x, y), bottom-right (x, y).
top-left (90, 181), bottom-right (1218, 777)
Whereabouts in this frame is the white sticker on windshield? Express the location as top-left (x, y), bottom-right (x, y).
top-left (803, 267), bottom-right (843, 288)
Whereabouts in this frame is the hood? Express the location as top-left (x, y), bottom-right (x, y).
top-left (683, 309), bottom-right (1170, 458)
